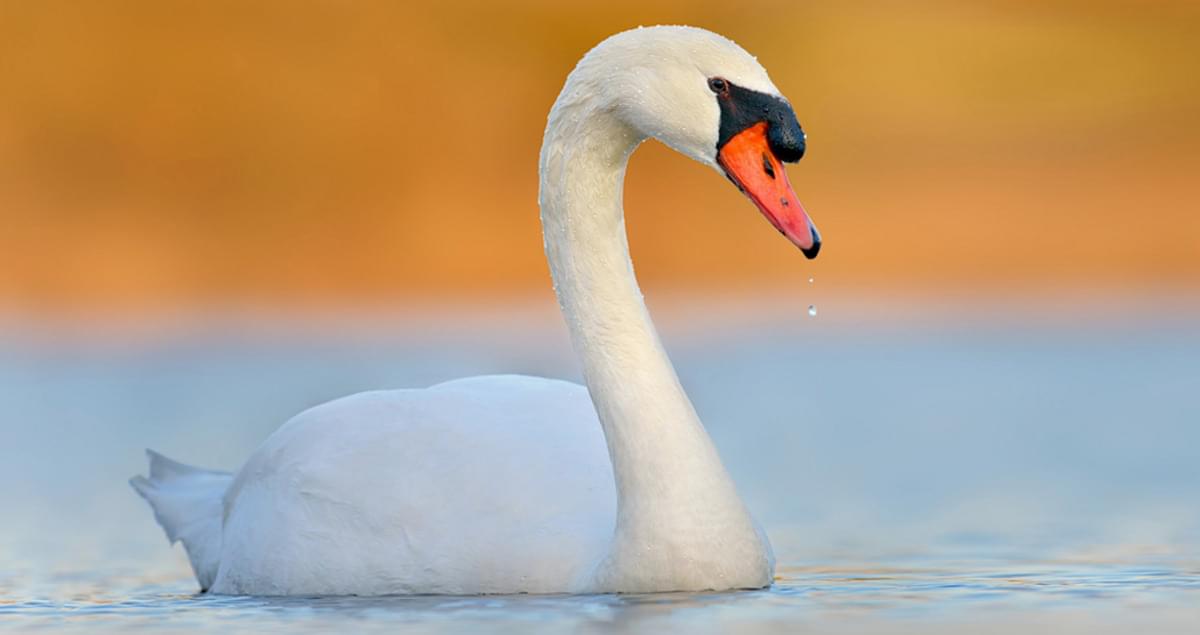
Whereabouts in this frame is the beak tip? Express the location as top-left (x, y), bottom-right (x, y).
top-left (801, 225), bottom-right (821, 260)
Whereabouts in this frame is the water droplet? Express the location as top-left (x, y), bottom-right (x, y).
top-left (808, 304), bottom-right (817, 317)
top-left (808, 276), bottom-right (814, 284)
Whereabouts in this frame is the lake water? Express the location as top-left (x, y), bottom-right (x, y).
top-left (2, 296), bottom-right (1198, 632)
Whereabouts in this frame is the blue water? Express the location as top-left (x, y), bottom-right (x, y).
top-left (2, 298), bottom-right (1198, 632)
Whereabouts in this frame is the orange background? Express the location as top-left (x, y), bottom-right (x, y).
top-left (2, 1), bottom-right (1197, 311)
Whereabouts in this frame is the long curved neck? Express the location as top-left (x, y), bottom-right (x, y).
top-left (539, 93), bottom-right (772, 591)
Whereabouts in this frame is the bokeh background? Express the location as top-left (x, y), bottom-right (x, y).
top-left (1, 2), bottom-right (1198, 631)
top-left (1, 0), bottom-right (1197, 310)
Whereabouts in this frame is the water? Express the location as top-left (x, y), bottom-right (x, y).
top-left (3, 565), bottom-right (1197, 633)
top-left (2, 298), bottom-right (1198, 632)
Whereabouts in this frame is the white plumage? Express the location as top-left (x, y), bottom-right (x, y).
top-left (132, 25), bottom-right (788, 595)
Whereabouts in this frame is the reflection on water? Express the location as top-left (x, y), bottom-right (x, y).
top-left (3, 565), bottom-right (1198, 633)
top-left (1, 300), bottom-right (1198, 632)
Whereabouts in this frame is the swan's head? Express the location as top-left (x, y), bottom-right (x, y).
top-left (572, 25), bottom-right (820, 258)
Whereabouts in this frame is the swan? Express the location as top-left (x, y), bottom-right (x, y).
top-left (130, 25), bottom-right (820, 596)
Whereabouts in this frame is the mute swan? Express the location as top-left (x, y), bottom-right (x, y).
top-left (130, 25), bottom-right (820, 596)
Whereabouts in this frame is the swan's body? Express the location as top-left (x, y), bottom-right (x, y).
top-left (131, 25), bottom-right (820, 596)
top-left (212, 377), bottom-right (614, 595)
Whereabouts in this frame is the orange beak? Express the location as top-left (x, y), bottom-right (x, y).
top-left (717, 123), bottom-right (821, 259)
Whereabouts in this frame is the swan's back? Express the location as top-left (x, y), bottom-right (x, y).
top-left (213, 375), bottom-right (616, 595)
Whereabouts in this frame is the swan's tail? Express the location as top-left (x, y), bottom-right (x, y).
top-left (129, 450), bottom-right (232, 591)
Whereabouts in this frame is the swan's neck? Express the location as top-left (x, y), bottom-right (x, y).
top-left (539, 96), bottom-right (772, 591)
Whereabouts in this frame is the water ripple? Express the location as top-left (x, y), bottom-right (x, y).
top-left (2, 561), bottom-right (1197, 634)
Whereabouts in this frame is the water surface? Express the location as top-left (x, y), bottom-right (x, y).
top-left (2, 298), bottom-right (1197, 632)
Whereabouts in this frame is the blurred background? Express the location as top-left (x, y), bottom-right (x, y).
top-left (1, 0), bottom-right (1197, 310)
top-left (0, 1), bottom-right (1198, 627)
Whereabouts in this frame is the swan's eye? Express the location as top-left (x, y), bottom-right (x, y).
top-left (708, 77), bottom-right (728, 94)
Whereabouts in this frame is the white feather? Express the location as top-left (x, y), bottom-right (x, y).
top-left (131, 25), bottom-right (778, 596)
